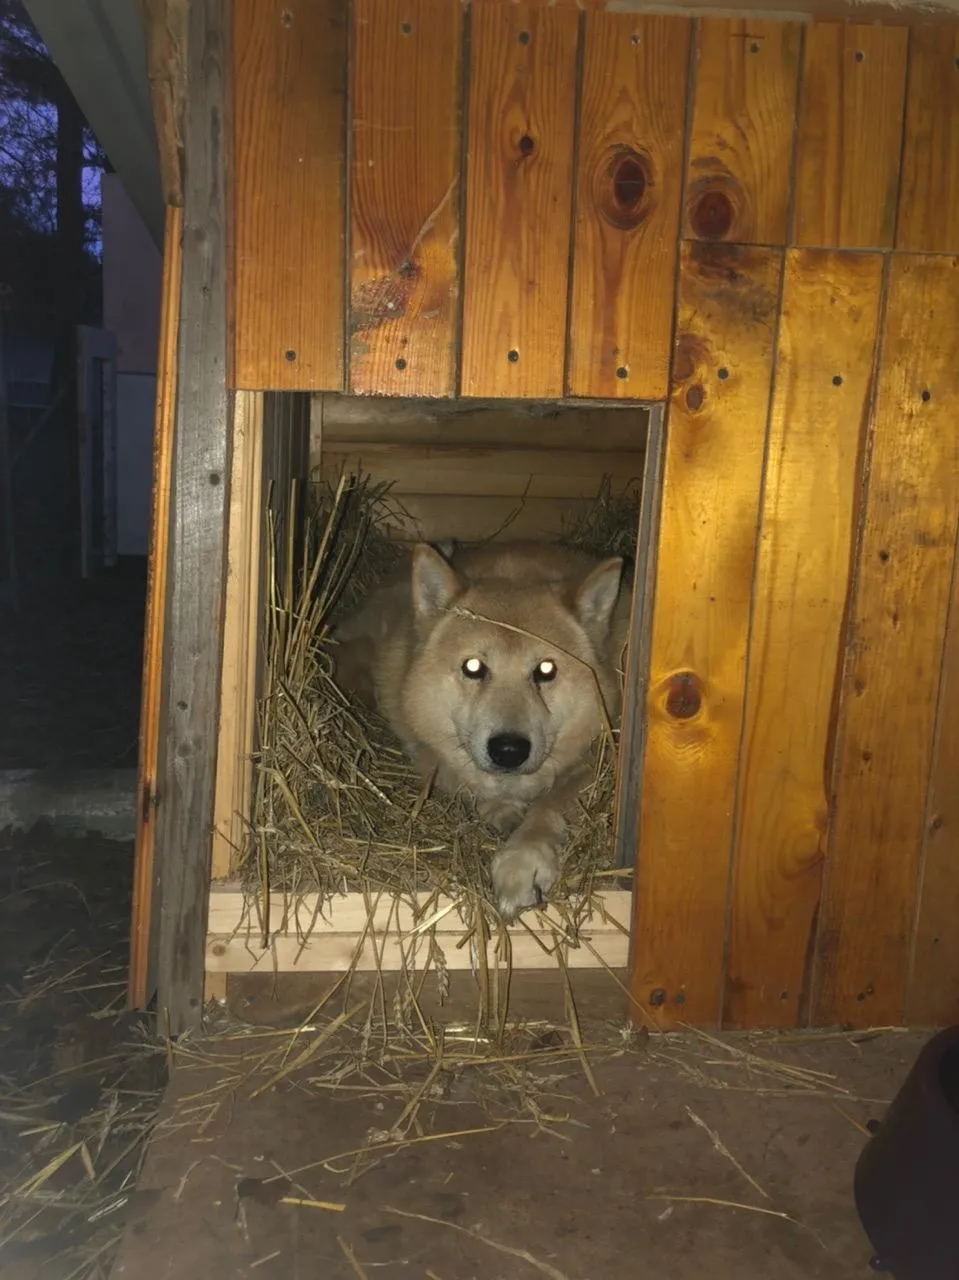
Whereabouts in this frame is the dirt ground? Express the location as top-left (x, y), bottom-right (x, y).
top-left (108, 1006), bottom-right (922, 1280)
top-left (0, 562), bottom-right (162, 1279)
top-left (0, 559), bottom-right (935, 1280)
top-left (0, 825), bottom-right (166, 1279)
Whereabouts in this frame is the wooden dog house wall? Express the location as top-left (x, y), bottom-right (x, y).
top-left (132, 0), bottom-right (959, 1036)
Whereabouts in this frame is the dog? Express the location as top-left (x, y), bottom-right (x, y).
top-left (331, 540), bottom-right (632, 919)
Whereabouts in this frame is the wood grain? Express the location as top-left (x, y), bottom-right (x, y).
top-left (684, 19), bottom-right (802, 246)
top-left (232, 0), bottom-right (346, 390)
top-left (154, 0), bottom-right (233, 1035)
top-left (210, 391), bottom-right (264, 882)
top-left (141, 0), bottom-right (188, 208)
top-left (629, 242), bottom-right (782, 1028)
top-left (206, 887), bottom-right (631, 974)
top-left (320, 442), bottom-right (645, 497)
top-left (460, 2), bottom-right (580, 398)
top-left (317, 395), bottom-right (651, 452)
top-left (896, 25), bottom-right (959, 253)
top-left (908, 546), bottom-right (959, 1026)
top-left (793, 23), bottom-right (907, 249)
top-left (567, 13), bottom-right (690, 400)
top-left (724, 250), bottom-right (884, 1030)
top-left (128, 205), bottom-right (182, 1011)
top-left (359, 493), bottom-right (640, 545)
top-left (814, 254), bottom-right (959, 1028)
top-left (613, 405), bottom-right (667, 872)
top-left (349, 0), bottom-right (463, 396)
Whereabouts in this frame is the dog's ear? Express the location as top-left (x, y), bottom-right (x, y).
top-left (573, 557), bottom-right (624, 638)
top-left (411, 543), bottom-right (464, 617)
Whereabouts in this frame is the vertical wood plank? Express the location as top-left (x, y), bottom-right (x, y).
top-left (460, 2), bottom-right (580, 398)
top-left (684, 19), bottom-right (802, 247)
top-left (793, 24), bottom-right (907, 250)
top-left (629, 242), bottom-right (782, 1028)
top-left (896, 26), bottom-right (959, 254)
top-left (567, 13), bottom-right (690, 401)
top-left (211, 391), bottom-right (264, 882)
top-left (128, 205), bottom-right (182, 1011)
top-left (155, 0), bottom-right (233, 1035)
top-left (349, 0), bottom-right (463, 397)
top-left (814, 254), bottom-right (959, 1028)
top-left (233, 0), bottom-right (346, 390)
top-left (724, 250), bottom-right (884, 1031)
top-left (613, 404), bottom-right (667, 871)
top-left (908, 547), bottom-right (959, 1027)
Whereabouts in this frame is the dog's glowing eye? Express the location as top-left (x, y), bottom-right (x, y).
top-left (462, 657), bottom-right (487, 680)
top-left (533, 660), bottom-right (557, 684)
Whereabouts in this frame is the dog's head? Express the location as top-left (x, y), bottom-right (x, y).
top-left (399, 543), bottom-right (625, 791)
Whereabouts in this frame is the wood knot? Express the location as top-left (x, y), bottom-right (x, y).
top-left (690, 187), bottom-right (735, 240)
top-left (672, 333), bottom-right (709, 384)
top-left (350, 267), bottom-right (420, 334)
top-left (598, 146), bottom-right (652, 231)
top-left (685, 383), bottom-right (705, 412)
top-left (665, 671), bottom-right (703, 720)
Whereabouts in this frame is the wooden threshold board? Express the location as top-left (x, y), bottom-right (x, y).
top-left (206, 886), bottom-right (632, 975)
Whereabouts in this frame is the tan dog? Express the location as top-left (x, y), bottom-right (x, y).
top-left (331, 540), bottom-right (631, 918)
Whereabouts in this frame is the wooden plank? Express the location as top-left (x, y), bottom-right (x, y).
top-left (349, 0), bottom-right (463, 397)
top-left (208, 930), bottom-right (629, 973)
top-left (320, 443), bottom-right (645, 498)
top-left (567, 13), bottom-right (690, 400)
top-left (908, 545), bottom-right (959, 1027)
top-left (318, 395), bottom-right (652, 452)
top-left (814, 254), bottom-right (959, 1028)
top-left (207, 886), bottom-right (630, 974)
top-left (208, 886), bottom-right (632, 935)
top-left (613, 404), bottom-right (667, 871)
top-left (232, 0), bottom-right (346, 390)
top-left (141, 0), bottom-right (188, 208)
top-left (366, 493), bottom-right (636, 544)
top-left (684, 18), bottom-right (802, 246)
top-left (896, 25), bottom-right (959, 254)
top-left (460, 2), bottom-right (580, 398)
top-left (724, 250), bottom-right (884, 1030)
top-left (210, 392), bottom-right (264, 882)
top-left (128, 205), bottom-right (183, 1011)
top-left (629, 242), bottom-right (782, 1029)
top-left (154, 0), bottom-right (233, 1035)
top-left (793, 23), bottom-right (907, 250)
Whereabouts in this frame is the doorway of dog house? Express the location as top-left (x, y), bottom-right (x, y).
top-left (309, 394), bottom-right (664, 867)
top-left (204, 390), bottom-right (665, 1015)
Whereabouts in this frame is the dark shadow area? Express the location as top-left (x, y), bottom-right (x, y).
top-left (0, 5), bottom-right (159, 1276)
top-left (0, 555), bottom-right (146, 770)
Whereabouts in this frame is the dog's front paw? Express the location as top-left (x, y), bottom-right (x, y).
top-left (491, 844), bottom-right (559, 921)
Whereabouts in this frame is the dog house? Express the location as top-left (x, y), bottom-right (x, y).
top-left (131, 0), bottom-right (959, 1037)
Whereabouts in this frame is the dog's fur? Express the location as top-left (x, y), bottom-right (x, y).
top-left (331, 540), bottom-right (631, 918)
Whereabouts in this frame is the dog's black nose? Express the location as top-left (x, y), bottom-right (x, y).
top-left (487, 733), bottom-right (531, 770)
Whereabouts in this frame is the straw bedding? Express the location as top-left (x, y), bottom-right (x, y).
top-left (233, 473), bottom-right (640, 1001)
